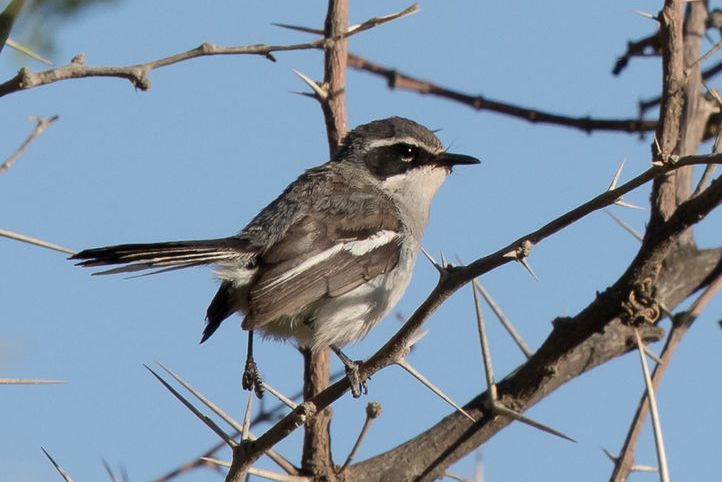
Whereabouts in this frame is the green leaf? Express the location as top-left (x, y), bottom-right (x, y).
top-left (0, 0), bottom-right (25, 55)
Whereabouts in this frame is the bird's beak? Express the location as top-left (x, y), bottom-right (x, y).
top-left (432, 152), bottom-right (481, 167)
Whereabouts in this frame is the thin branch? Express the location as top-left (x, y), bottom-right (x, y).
top-left (0, 228), bottom-right (75, 255)
top-left (347, 53), bottom-right (657, 134)
top-left (227, 153), bottom-right (722, 477)
top-left (0, 6), bottom-right (411, 100)
top-left (339, 401), bottom-right (382, 472)
top-left (1, 115), bottom-right (59, 176)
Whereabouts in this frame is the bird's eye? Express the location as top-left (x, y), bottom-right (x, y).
top-left (396, 144), bottom-right (418, 163)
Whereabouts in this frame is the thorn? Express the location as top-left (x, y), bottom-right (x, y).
top-left (472, 282), bottom-right (497, 400)
top-left (652, 135), bottom-right (664, 165)
top-left (607, 159), bottom-right (626, 191)
top-left (604, 209), bottom-right (644, 242)
top-left (0, 378), bottom-right (65, 384)
top-left (632, 10), bottom-right (658, 21)
top-left (634, 330), bottom-right (671, 482)
top-left (491, 402), bottom-right (576, 443)
top-left (395, 358), bottom-right (476, 423)
top-left (439, 251), bottom-right (449, 269)
top-left (614, 198), bottom-right (645, 210)
top-left (405, 329), bottom-right (429, 351)
top-left (420, 246), bottom-right (445, 274)
top-left (144, 364), bottom-right (237, 448)
top-left (473, 280), bottom-right (533, 358)
top-left (602, 448), bottom-right (658, 473)
top-left (242, 391), bottom-right (253, 441)
top-left (643, 345), bottom-right (664, 365)
top-left (156, 361), bottom-right (245, 434)
top-left (5, 38), bottom-right (54, 65)
top-left (289, 91), bottom-right (318, 99)
top-left (201, 459), bottom-right (310, 482)
top-left (272, 22), bottom-right (323, 35)
top-left (41, 448), bottom-right (74, 482)
top-left (101, 458), bottom-right (120, 482)
top-left (291, 69), bottom-right (328, 100)
top-left (518, 257), bottom-right (539, 281)
top-left (503, 241), bottom-right (537, 280)
top-left (261, 382), bottom-right (298, 410)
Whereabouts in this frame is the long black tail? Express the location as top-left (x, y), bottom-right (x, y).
top-left (71, 237), bottom-right (253, 275)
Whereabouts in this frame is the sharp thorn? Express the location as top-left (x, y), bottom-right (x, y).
top-left (518, 257), bottom-right (539, 281)
top-left (395, 358), bottom-right (476, 423)
top-left (290, 69), bottom-right (328, 100)
top-left (608, 159), bottom-right (626, 191)
top-left (491, 402), bottom-right (576, 443)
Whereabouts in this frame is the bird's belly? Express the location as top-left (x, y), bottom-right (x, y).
top-left (259, 243), bottom-right (417, 350)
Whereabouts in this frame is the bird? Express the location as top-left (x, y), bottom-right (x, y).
top-left (71, 117), bottom-right (479, 398)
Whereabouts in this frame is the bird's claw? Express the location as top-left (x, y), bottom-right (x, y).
top-left (344, 359), bottom-right (367, 398)
top-left (242, 359), bottom-right (264, 399)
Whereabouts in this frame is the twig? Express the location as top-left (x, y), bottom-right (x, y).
top-left (347, 53), bottom-right (657, 135)
top-left (0, 228), bottom-right (75, 255)
top-left (339, 401), bottom-right (382, 472)
top-left (1, 115), bottom-right (59, 176)
top-left (0, 6), bottom-right (409, 100)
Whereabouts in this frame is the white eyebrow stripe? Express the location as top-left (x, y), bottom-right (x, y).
top-left (365, 137), bottom-right (441, 153)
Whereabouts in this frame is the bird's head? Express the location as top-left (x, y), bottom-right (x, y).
top-left (336, 117), bottom-right (479, 206)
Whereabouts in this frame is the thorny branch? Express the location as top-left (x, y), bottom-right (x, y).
top-left (224, 151), bottom-right (722, 478)
top-left (0, 5), bottom-right (417, 99)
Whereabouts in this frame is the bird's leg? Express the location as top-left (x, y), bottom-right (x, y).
top-left (331, 345), bottom-right (367, 398)
top-left (242, 330), bottom-right (264, 398)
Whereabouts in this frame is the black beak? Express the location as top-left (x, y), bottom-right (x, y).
top-left (433, 152), bottom-right (481, 167)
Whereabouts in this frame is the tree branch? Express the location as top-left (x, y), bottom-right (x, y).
top-left (222, 152), bottom-right (722, 478)
top-left (0, 6), bottom-right (415, 100)
top-left (347, 53), bottom-right (657, 134)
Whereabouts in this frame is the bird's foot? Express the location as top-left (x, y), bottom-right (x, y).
top-left (343, 359), bottom-right (368, 398)
top-left (242, 359), bottom-right (264, 399)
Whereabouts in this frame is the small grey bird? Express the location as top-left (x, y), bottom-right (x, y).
top-left (72, 117), bottom-right (479, 397)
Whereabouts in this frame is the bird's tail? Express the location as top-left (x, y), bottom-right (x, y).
top-left (71, 237), bottom-right (253, 275)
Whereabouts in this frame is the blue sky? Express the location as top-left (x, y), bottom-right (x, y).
top-left (2, 1), bottom-right (721, 481)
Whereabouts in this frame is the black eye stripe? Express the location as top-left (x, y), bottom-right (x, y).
top-left (364, 143), bottom-right (435, 179)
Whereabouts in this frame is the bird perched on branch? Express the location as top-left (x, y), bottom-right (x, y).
top-left (72, 117), bottom-right (479, 397)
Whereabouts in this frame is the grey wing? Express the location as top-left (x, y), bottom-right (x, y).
top-left (243, 193), bottom-right (403, 329)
